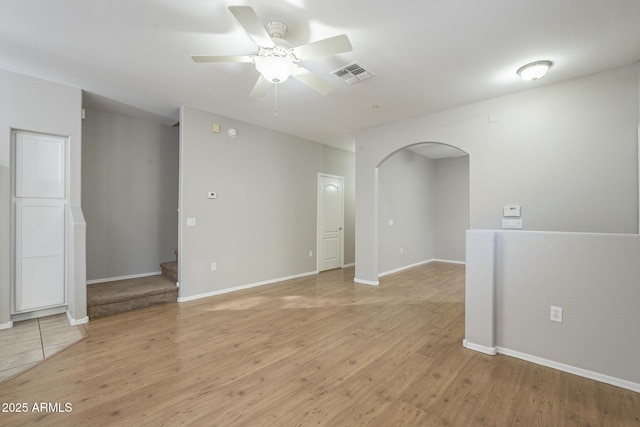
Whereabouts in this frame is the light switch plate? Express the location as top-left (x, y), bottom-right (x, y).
top-left (186, 217), bottom-right (197, 227)
top-left (502, 218), bottom-right (522, 229)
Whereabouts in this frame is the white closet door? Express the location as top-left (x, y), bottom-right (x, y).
top-left (14, 132), bottom-right (66, 312)
top-left (317, 174), bottom-right (344, 272)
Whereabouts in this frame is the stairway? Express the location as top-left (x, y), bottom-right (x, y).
top-left (87, 252), bottom-right (179, 319)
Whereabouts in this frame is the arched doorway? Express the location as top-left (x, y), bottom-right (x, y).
top-left (377, 143), bottom-right (469, 277)
top-left (354, 141), bottom-right (469, 285)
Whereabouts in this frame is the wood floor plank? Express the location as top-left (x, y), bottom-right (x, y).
top-left (0, 262), bottom-right (638, 426)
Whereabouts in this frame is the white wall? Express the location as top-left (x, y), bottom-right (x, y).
top-left (179, 106), bottom-right (355, 300)
top-left (356, 64), bottom-right (639, 283)
top-left (0, 69), bottom-right (85, 325)
top-left (82, 108), bottom-right (179, 281)
top-left (378, 149), bottom-right (435, 273)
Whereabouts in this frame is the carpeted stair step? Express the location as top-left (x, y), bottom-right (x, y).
top-left (87, 275), bottom-right (178, 319)
top-left (160, 250), bottom-right (178, 283)
top-left (160, 261), bottom-right (177, 283)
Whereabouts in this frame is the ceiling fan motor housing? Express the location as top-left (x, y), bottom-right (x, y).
top-left (266, 21), bottom-right (288, 39)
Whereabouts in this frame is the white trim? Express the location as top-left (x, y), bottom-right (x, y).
top-left (354, 278), bottom-right (379, 286)
top-left (66, 311), bottom-right (88, 326)
top-left (497, 346), bottom-right (640, 394)
top-left (378, 258), bottom-right (466, 278)
top-left (378, 259), bottom-right (433, 277)
top-left (86, 271), bottom-right (162, 285)
top-left (0, 321), bottom-right (13, 330)
top-left (462, 339), bottom-right (497, 355)
top-left (178, 271), bottom-right (318, 303)
top-left (11, 305), bottom-right (66, 322)
top-left (433, 258), bottom-right (466, 265)
top-left (343, 262), bottom-right (355, 268)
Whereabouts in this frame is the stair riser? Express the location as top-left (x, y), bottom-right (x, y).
top-left (88, 290), bottom-right (178, 319)
top-left (160, 261), bottom-right (178, 283)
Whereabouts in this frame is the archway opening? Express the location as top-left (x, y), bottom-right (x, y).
top-left (376, 142), bottom-right (469, 278)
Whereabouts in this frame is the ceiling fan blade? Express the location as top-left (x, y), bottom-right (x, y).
top-left (292, 34), bottom-right (352, 60)
top-left (228, 6), bottom-right (275, 48)
top-left (191, 55), bottom-right (255, 63)
top-left (292, 66), bottom-right (334, 95)
top-left (250, 75), bottom-right (272, 98)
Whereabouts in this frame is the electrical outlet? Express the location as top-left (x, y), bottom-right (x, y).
top-left (550, 305), bottom-right (563, 322)
top-left (308, 250), bottom-right (313, 257)
top-left (210, 262), bottom-right (217, 271)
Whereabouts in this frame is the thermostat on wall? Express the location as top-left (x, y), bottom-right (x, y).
top-left (503, 206), bottom-right (521, 217)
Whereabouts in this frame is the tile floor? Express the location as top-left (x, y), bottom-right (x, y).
top-left (0, 313), bottom-right (86, 383)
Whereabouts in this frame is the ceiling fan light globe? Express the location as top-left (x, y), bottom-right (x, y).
top-left (256, 56), bottom-right (296, 84)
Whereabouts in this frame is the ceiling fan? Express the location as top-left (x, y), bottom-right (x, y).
top-left (191, 6), bottom-right (353, 98)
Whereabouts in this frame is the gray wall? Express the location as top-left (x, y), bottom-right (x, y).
top-left (82, 108), bottom-right (179, 281)
top-left (496, 231), bottom-right (640, 385)
top-left (357, 64), bottom-right (639, 387)
top-left (434, 155), bottom-right (469, 262)
top-left (179, 106), bottom-right (355, 300)
top-left (322, 146), bottom-right (356, 265)
top-left (378, 149), bottom-right (435, 273)
top-left (356, 64), bottom-right (639, 284)
top-left (466, 230), bottom-right (640, 388)
top-left (378, 150), bottom-right (469, 273)
top-left (0, 69), bottom-right (85, 324)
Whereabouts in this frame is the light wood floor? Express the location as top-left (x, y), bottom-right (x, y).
top-left (0, 262), bottom-right (638, 426)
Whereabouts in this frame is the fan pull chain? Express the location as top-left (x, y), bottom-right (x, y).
top-left (274, 83), bottom-right (278, 119)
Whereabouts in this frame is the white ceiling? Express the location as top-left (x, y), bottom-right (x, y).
top-left (1, 1), bottom-right (639, 152)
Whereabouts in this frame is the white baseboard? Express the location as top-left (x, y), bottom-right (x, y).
top-left (433, 258), bottom-right (466, 265)
top-left (463, 339), bottom-right (497, 355)
top-left (12, 306), bottom-right (67, 322)
top-left (0, 321), bottom-right (13, 330)
top-left (66, 311), bottom-right (89, 326)
top-left (354, 278), bottom-right (379, 286)
top-left (378, 258), bottom-right (466, 278)
top-left (343, 262), bottom-right (355, 268)
top-left (378, 259), bottom-right (434, 277)
top-left (178, 271), bottom-right (318, 303)
top-left (496, 346), bottom-right (640, 394)
top-left (87, 271), bottom-right (162, 285)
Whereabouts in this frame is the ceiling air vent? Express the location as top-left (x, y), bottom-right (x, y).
top-left (330, 62), bottom-right (374, 85)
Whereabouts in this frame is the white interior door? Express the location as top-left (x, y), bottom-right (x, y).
top-left (317, 174), bottom-right (344, 272)
top-left (13, 131), bottom-right (66, 313)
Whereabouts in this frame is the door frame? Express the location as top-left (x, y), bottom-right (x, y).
top-left (317, 173), bottom-right (345, 272)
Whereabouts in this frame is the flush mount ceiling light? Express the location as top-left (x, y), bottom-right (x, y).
top-left (517, 60), bottom-right (552, 80)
